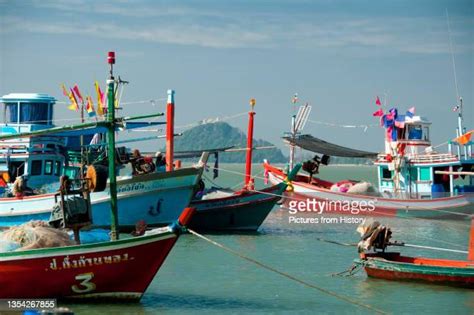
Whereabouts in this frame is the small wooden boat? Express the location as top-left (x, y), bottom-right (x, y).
top-left (355, 217), bottom-right (474, 288)
top-left (188, 99), bottom-right (301, 231)
top-left (357, 252), bottom-right (474, 288)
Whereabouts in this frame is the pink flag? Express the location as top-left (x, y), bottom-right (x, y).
top-left (372, 108), bottom-right (384, 117)
top-left (72, 84), bottom-right (84, 104)
top-left (375, 96), bottom-right (382, 106)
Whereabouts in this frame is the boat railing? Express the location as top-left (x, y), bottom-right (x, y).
top-left (376, 152), bottom-right (459, 164)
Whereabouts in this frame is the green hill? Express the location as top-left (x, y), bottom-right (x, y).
top-left (174, 122), bottom-right (287, 163)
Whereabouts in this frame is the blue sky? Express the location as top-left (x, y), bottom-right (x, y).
top-left (0, 0), bottom-right (472, 154)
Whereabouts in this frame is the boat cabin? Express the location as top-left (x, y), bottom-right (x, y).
top-left (0, 93), bottom-right (66, 191)
top-left (376, 115), bottom-right (474, 198)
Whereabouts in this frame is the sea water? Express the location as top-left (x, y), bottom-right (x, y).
top-left (65, 164), bottom-right (473, 314)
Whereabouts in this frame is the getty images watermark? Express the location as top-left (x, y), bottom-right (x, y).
top-left (286, 198), bottom-right (376, 224)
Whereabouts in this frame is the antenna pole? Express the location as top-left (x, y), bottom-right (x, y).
top-left (446, 9), bottom-right (464, 138)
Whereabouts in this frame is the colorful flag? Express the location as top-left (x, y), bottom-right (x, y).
top-left (72, 84), bottom-right (84, 104)
top-left (372, 108), bottom-right (384, 117)
top-left (94, 81), bottom-right (105, 116)
top-left (291, 93), bottom-right (298, 104)
top-left (68, 88), bottom-right (79, 111)
top-left (61, 84), bottom-right (69, 97)
top-left (375, 96), bottom-right (382, 106)
top-left (86, 96), bottom-right (96, 117)
top-left (454, 130), bottom-right (473, 145)
top-left (453, 105), bottom-right (459, 112)
top-left (406, 106), bottom-right (415, 118)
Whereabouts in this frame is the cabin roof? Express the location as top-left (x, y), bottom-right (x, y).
top-left (404, 115), bottom-right (431, 125)
top-left (0, 93), bottom-right (56, 104)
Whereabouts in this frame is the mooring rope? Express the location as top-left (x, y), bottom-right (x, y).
top-left (187, 228), bottom-right (388, 315)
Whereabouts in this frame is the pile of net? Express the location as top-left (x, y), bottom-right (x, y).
top-left (0, 221), bottom-right (75, 252)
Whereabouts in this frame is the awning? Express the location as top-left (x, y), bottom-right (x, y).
top-left (283, 134), bottom-right (377, 158)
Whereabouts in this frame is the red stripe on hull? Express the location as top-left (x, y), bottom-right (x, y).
top-left (0, 237), bottom-right (177, 300)
top-left (364, 267), bottom-right (474, 288)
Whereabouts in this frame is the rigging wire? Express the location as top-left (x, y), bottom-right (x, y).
top-left (446, 8), bottom-right (461, 102)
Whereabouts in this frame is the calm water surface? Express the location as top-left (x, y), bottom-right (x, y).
top-left (66, 165), bottom-right (473, 314)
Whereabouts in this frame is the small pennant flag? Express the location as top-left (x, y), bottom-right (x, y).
top-left (453, 105), bottom-right (459, 112)
top-left (291, 93), bottom-right (298, 104)
top-left (61, 84), bottom-right (69, 97)
top-left (68, 88), bottom-right (79, 111)
top-left (94, 81), bottom-right (105, 116)
top-left (86, 96), bottom-right (96, 117)
top-left (406, 106), bottom-right (415, 118)
top-left (72, 84), bottom-right (84, 104)
top-left (375, 96), bottom-right (382, 106)
top-left (372, 108), bottom-right (384, 117)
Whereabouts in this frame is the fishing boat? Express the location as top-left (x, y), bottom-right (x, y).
top-left (186, 99), bottom-right (301, 231)
top-left (264, 100), bottom-right (474, 219)
top-left (0, 52), bottom-right (195, 300)
top-left (0, 80), bottom-right (202, 229)
top-left (0, 208), bottom-right (195, 300)
top-left (354, 217), bottom-right (474, 288)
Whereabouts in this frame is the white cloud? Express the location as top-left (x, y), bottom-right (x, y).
top-left (1, 2), bottom-right (472, 53)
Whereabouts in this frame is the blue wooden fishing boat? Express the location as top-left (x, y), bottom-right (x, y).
top-left (0, 87), bottom-right (203, 229)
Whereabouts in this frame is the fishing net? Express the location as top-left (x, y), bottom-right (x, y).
top-left (0, 220), bottom-right (75, 251)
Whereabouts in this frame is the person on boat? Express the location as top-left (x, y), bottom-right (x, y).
top-left (130, 149), bottom-right (156, 175)
top-left (193, 179), bottom-right (206, 199)
top-left (12, 175), bottom-right (34, 197)
top-left (155, 151), bottom-right (166, 172)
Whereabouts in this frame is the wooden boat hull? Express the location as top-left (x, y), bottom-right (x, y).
top-left (189, 184), bottom-right (284, 231)
top-left (0, 227), bottom-right (179, 300)
top-left (264, 163), bottom-right (473, 219)
top-left (0, 168), bottom-right (201, 229)
top-left (355, 252), bottom-right (474, 288)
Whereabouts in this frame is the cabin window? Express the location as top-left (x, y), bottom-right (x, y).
top-left (408, 167), bottom-right (418, 181)
top-left (5, 103), bottom-right (18, 123)
top-left (408, 125), bottom-right (423, 140)
top-left (44, 160), bottom-right (53, 175)
top-left (381, 167), bottom-right (392, 179)
top-left (419, 167), bottom-right (431, 181)
top-left (31, 160), bottom-right (42, 176)
top-left (20, 103), bottom-right (49, 124)
top-left (54, 161), bottom-right (61, 176)
top-left (423, 126), bottom-right (429, 141)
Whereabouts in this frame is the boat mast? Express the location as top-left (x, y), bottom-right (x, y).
top-left (289, 94), bottom-right (297, 170)
top-left (106, 51), bottom-right (119, 241)
top-left (244, 98), bottom-right (256, 188)
top-left (166, 90), bottom-right (175, 171)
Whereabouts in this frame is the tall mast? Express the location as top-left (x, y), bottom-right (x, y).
top-left (106, 51), bottom-right (119, 241)
top-left (244, 98), bottom-right (256, 188)
top-left (289, 94), bottom-right (298, 170)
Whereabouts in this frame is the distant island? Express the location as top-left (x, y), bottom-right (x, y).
top-left (173, 122), bottom-right (287, 163)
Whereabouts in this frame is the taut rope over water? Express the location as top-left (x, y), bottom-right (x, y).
top-left (187, 228), bottom-right (388, 314)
